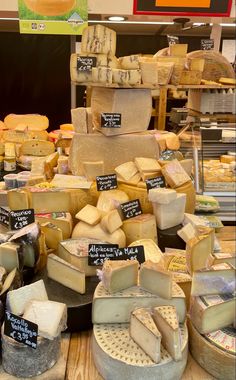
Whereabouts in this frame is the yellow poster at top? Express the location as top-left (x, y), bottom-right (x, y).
top-left (156, 0), bottom-right (211, 8)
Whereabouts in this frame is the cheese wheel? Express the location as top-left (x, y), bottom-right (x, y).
top-left (23, 0), bottom-right (76, 16)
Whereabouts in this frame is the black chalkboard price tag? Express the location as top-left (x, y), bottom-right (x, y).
top-left (201, 39), bottom-right (214, 50)
top-left (114, 246), bottom-right (145, 264)
top-left (88, 244), bottom-right (119, 266)
top-left (120, 199), bottom-right (142, 220)
top-left (96, 174), bottom-right (118, 191)
top-left (101, 113), bottom-right (121, 128)
top-left (167, 35), bottom-right (179, 46)
top-left (4, 311), bottom-right (38, 349)
top-left (0, 207), bottom-right (10, 227)
top-left (77, 56), bottom-right (97, 72)
top-left (146, 176), bottom-right (166, 191)
top-left (9, 209), bottom-right (35, 231)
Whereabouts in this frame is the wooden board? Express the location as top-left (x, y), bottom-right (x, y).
top-left (0, 333), bottom-right (70, 380)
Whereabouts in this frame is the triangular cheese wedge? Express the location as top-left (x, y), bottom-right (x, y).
top-left (102, 260), bottom-right (139, 293)
top-left (139, 260), bottom-right (172, 299)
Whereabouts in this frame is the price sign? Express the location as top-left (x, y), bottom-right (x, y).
top-left (88, 244), bottom-right (145, 265)
top-left (9, 209), bottom-right (35, 231)
top-left (201, 39), bottom-right (214, 50)
top-left (77, 56), bottom-right (97, 72)
top-left (167, 35), bottom-right (179, 46)
top-left (0, 207), bottom-right (9, 227)
top-left (96, 174), bottom-right (118, 191)
top-left (4, 311), bottom-right (38, 349)
top-left (101, 113), bottom-right (121, 129)
top-left (120, 199), bottom-right (142, 220)
top-left (146, 176), bottom-right (166, 191)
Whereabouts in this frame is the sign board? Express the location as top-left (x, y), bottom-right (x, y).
top-left (96, 174), bottom-right (118, 191)
top-left (201, 39), bottom-right (214, 50)
top-left (18, 0), bottom-right (88, 35)
top-left (0, 207), bottom-right (35, 230)
top-left (133, 0), bottom-right (232, 17)
top-left (88, 244), bottom-right (145, 265)
top-left (4, 311), bottom-right (38, 349)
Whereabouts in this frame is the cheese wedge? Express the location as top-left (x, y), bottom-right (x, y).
top-left (96, 189), bottom-right (129, 215)
top-left (177, 223), bottom-right (197, 243)
top-left (191, 264), bottom-right (236, 296)
top-left (122, 214), bottom-right (157, 245)
top-left (153, 305), bottom-right (182, 361)
top-left (134, 157), bottom-right (161, 173)
top-left (35, 212), bottom-right (72, 240)
top-left (100, 209), bottom-right (123, 234)
top-left (115, 161), bottom-right (138, 181)
top-left (186, 234), bottom-right (214, 275)
top-left (0, 242), bottom-right (19, 272)
top-left (47, 253), bottom-right (85, 294)
top-left (129, 239), bottom-right (164, 266)
top-left (101, 260), bottom-right (139, 293)
top-left (161, 159), bottom-right (191, 188)
top-left (139, 260), bottom-right (172, 299)
top-left (40, 222), bottom-right (63, 250)
top-left (130, 308), bottom-right (161, 363)
top-left (75, 205), bottom-right (102, 226)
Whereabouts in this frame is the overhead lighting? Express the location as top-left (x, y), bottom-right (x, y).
top-left (107, 16), bottom-right (126, 22)
top-left (89, 20), bottom-right (174, 25)
top-left (219, 23), bottom-right (236, 27)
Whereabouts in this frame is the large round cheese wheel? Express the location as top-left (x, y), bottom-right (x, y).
top-left (23, 0), bottom-right (75, 16)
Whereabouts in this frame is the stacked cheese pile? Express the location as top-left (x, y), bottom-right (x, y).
top-left (203, 157), bottom-right (236, 191)
top-left (188, 263), bottom-right (236, 379)
top-left (2, 279), bottom-right (67, 377)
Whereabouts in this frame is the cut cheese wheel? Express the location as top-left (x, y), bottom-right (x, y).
top-left (4, 114), bottom-right (49, 130)
top-left (186, 234), bottom-right (214, 275)
top-left (3, 129), bottom-right (48, 143)
top-left (101, 260), bottom-right (139, 293)
top-left (139, 261), bottom-right (172, 299)
top-left (179, 70), bottom-right (202, 85)
top-left (20, 140), bottom-right (55, 156)
top-left (122, 214), bottom-right (157, 245)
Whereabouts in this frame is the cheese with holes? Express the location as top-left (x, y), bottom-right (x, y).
top-left (134, 157), bottom-right (161, 173)
top-left (7, 280), bottom-right (48, 316)
top-left (23, 300), bottom-right (67, 339)
top-left (35, 212), bottom-right (72, 239)
top-left (177, 223), bottom-right (197, 243)
top-left (153, 193), bottom-right (186, 230)
top-left (75, 204), bottom-right (102, 226)
top-left (4, 114), bottom-right (49, 131)
top-left (3, 130), bottom-right (48, 143)
top-left (72, 222), bottom-right (126, 247)
top-left (100, 209), bottom-right (123, 234)
top-left (115, 161), bottom-right (138, 181)
top-left (191, 264), bottom-right (235, 296)
top-left (129, 239), bottom-right (164, 265)
top-left (170, 44), bottom-right (188, 57)
top-left (82, 161), bottom-right (104, 180)
top-left (153, 305), bottom-right (182, 361)
top-left (186, 234), bottom-right (213, 274)
top-left (148, 188), bottom-right (177, 204)
top-left (190, 294), bottom-right (236, 334)
top-left (71, 107), bottom-right (87, 134)
top-left (20, 140), bottom-right (55, 156)
top-left (122, 214), bottom-right (157, 245)
top-left (161, 160), bottom-right (191, 188)
top-left (47, 253), bottom-right (85, 294)
top-left (81, 25), bottom-right (116, 55)
top-left (96, 189), bottom-right (129, 214)
top-left (91, 88), bottom-right (152, 136)
top-left (130, 308), bottom-right (161, 363)
top-left (119, 55), bottom-right (140, 70)
top-left (101, 260), bottom-right (139, 293)
top-left (40, 222), bottom-right (63, 250)
top-left (140, 261), bottom-right (172, 299)
top-left (0, 243), bottom-right (19, 272)
top-left (92, 67), bottom-right (112, 84)
top-left (93, 281), bottom-right (186, 324)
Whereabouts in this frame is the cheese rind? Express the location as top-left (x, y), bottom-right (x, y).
top-left (139, 261), bottom-right (172, 299)
top-left (101, 260), bottom-right (139, 293)
top-left (4, 114), bottom-right (49, 130)
top-left (122, 214), bottom-right (157, 245)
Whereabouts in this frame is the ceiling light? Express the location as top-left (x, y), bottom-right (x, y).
top-left (107, 16), bottom-right (126, 22)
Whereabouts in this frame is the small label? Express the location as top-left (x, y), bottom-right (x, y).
top-left (0, 207), bottom-right (9, 227)
top-left (201, 39), bottom-right (214, 50)
top-left (4, 160), bottom-right (16, 172)
top-left (120, 199), bottom-right (142, 220)
top-left (77, 56), bottom-right (97, 72)
top-left (167, 35), bottom-right (179, 45)
top-left (101, 113), bottom-right (121, 129)
top-left (146, 176), bottom-right (166, 190)
top-left (88, 244), bottom-right (145, 266)
top-left (4, 311), bottom-right (38, 349)
top-left (96, 174), bottom-right (118, 191)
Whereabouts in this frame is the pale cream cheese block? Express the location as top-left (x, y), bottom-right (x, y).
top-left (139, 261), bottom-right (172, 299)
top-left (177, 223), bottom-right (197, 243)
top-left (81, 24), bottom-right (116, 55)
top-left (148, 188), bottom-right (177, 204)
top-left (71, 107), bottom-right (88, 134)
top-left (130, 308), bottom-right (161, 363)
top-left (129, 239), bottom-right (164, 265)
top-left (100, 209), bottom-right (123, 234)
top-left (92, 281), bottom-right (186, 324)
top-left (153, 305), bottom-right (182, 362)
top-left (190, 294), bottom-right (236, 334)
top-left (23, 300), bottom-right (67, 339)
top-left (7, 279), bottom-right (48, 316)
top-left (75, 204), bottom-right (102, 226)
top-left (191, 263), bottom-right (236, 296)
top-left (82, 161), bottom-right (104, 180)
top-left (101, 260), bottom-right (139, 293)
top-left (47, 253), bottom-right (85, 294)
top-left (134, 157), bottom-right (161, 173)
top-left (0, 242), bottom-right (20, 272)
top-left (115, 161), bottom-right (138, 181)
top-left (122, 214), bottom-right (157, 245)
top-left (152, 193), bottom-right (186, 230)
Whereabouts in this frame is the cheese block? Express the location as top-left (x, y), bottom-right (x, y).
top-left (92, 67), bottom-right (112, 84)
top-left (220, 155), bottom-right (235, 164)
top-left (189, 58), bottom-right (205, 72)
top-left (171, 272), bottom-right (192, 310)
top-left (191, 264), bottom-right (235, 296)
top-left (153, 193), bottom-right (186, 230)
top-left (186, 234), bottom-right (214, 275)
top-left (115, 161), bottom-right (138, 181)
top-left (129, 239), bottom-right (164, 266)
top-left (155, 57), bottom-right (186, 85)
top-left (72, 221), bottom-right (126, 247)
top-left (157, 132), bottom-right (180, 151)
top-left (161, 160), bottom-right (191, 189)
top-left (0, 242), bottom-right (19, 272)
top-left (4, 114), bottom-right (49, 131)
top-left (140, 171), bottom-right (160, 181)
top-left (35, 212), bottom-right (72, 239)
top-left (219, 77), bottom-right (236, 85)
top-left (93, 281), bottom-right (186, 324)
top-left (130, 308), bottom-right (161, 363)
top-left (153, 305), bottom-right (182, 361)
top-left (101, 260), bottom-right (139, 293)
top-left (29, 188), bottom-right (71, 213)
top-left (177, 223), bottom-right (197, 243)
top-left (96, 189), bottom-right (129, 214)
top-left (117, 173), bottom-right (141, 186)
top-left (112, 69), bottom-right (142, 85)
top-left (40, 222), bottom-right (63, 249)
top-left (75, 204), bottom-right (102, 226)
top-left (140, 261), bottom-right (172, 299)
top-left (190, 294), bottom-right (236, 334)
top-left (118, 183), bottom-right (153, 214)
top-left (179, 159), bottom-right (193, 176)
top-left (82, 161), bottom-right (104, 180)
top-left (134, 157), bottom-right (161, 173)
top-left (184, 213), bottom-right (204, 227)
top-left (148, 188), bottom-right (177, 204)
top-left (23, 300), bottom-right (67, 339)
top-left (47, 253), bottom-right (85, 294)
top-left (3, 129), bottom-right (48, 143)
top-left (7, 279), bottom-right (48, 315)
top-left (139, 59), bottom-right (159, 86)
top-left (91, 88), bottom-right (152, 136)
top-left (100, 209), bottom-right (123, 234)
top-left (81, 24), bottom-right (116, 55)
top-left (170, 44), bottom-right (188, 57)
top-left (69, 133), bottom-right (160, 176)
top-left (213, 252), bottom-right (236, 267)
top-left (20, 140), bottom-right (55, 156)
top-left (119, 55), bottom-right (140, 69)
top-left (71, 107), bottom-right (87, 133)
top-left (122, 214), bottom-right (157, 245)
top-left (4, 143), bottom-right (15, 157)
top-left (179, 70), bottom-right (202, 85)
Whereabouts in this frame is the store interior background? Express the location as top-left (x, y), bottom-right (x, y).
top-left (0, 0), bottom-right (235, 130)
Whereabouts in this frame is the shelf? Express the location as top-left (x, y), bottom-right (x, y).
top-left (189, 110), bottom-right (236, 121)
top-left (72, 82), bottom-right (236, 90)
